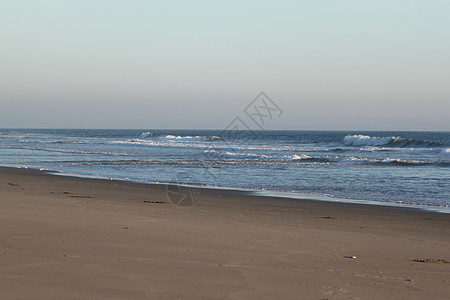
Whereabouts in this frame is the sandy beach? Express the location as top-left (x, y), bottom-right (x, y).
top-left (1, 166), bottom-right (449, 299)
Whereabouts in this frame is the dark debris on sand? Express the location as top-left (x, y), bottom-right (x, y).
top-left (413, 258), bottom-right (450, 264)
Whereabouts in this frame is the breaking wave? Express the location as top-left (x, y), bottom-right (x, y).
top-left (374, 158), bottom-right (430, 166)
top-left (291, 154), bottom-right (312, 161)
top-left (139, 131), bottom-right (220, 142)
top-left (287, 154), bottom-right (448, 166)
top-left (140, 132), bottom-right (154, 138)
top-left (344, 135), bottom-right (442, 147)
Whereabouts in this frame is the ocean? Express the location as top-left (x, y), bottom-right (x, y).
top-left (1, 129), bottom-right (449, 212)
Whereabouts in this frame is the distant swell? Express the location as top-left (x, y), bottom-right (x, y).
top-left (344, 135), bottom-right (442, 147)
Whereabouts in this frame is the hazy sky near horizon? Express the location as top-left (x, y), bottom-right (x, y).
top-left (1, 0), bottom-right (449, 130)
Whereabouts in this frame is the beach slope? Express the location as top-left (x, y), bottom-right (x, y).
top-left (1, 167), bottom-right (449, 299)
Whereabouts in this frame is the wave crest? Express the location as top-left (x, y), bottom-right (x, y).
top-left (344, 135), bottom-right (441, 147)
top-left (291, 154), bottom-right (311, 161)
top-left (140, 131), bottom-right (154, 138)
top-left (139, 132), bottom-right (220, 142)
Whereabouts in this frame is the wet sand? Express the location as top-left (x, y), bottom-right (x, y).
top-left (1, 166), bottom-right (449, 299)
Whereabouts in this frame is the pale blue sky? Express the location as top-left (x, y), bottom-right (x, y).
top-left (1, 0), bottom-right (449, 130)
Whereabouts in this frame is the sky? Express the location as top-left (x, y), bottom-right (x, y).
top-left (1, 0), bottom-right (449, 131)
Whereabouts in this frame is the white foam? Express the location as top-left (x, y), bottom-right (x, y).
top-left (113, 138), bottom-right (217, 150)
top-left (442, 148), bottom-right (450, 155)
top-left (344, 134), bottom-right (443, 148)
top-left (291, 154), bottom-right (311, 160)
top-left (344, 135), bottom-right (400, 146)
top-left (344, 135), bottom-right (389, 146)
top-left (165, 135), bottom-right (185, 139)
top-left (140, 132), bottom-right (152, 138)
top-left (204, 136), bottom-right (221, 141)
top-left (165, 135), bottom-right (209, 141)
top-left (380, 158), bottom-right (424, 164)
top-left (219, 151), bottom-right (272, 159)
top-left (328, 156), bottom-right (368, 164)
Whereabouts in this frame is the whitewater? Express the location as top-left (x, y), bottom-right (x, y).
top-left (1, 129), bottom-right (449, 212)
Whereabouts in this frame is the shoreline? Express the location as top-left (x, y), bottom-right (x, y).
top-left (1, 165), bottom-right (450, 299)
top-left (4, 164), bottom-right (450, 214)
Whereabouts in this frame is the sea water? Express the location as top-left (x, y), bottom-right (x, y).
top-left (1, 129), bottom-right (449, 211)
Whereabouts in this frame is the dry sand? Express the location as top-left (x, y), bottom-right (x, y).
top-left (0, 166), bottom-right (449, 299)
